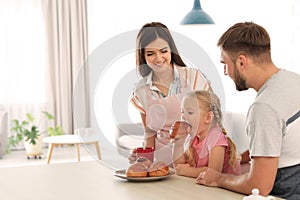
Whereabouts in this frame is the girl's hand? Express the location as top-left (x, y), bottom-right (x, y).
top-left (175, 163), bottom-right (191, 176)
top-left (170, 121), bottom-right (191, 139)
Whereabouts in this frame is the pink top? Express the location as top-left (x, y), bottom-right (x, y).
top-left (192, 126), bottom-right (241, 175)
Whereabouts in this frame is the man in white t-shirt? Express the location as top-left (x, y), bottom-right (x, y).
top-left (196, 21), bottom-right (300, 200)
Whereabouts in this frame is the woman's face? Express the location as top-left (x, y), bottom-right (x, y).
top-left (181, 96), bottom-right (210, 137)
top-left (144, 37), bottom-right (172, 73)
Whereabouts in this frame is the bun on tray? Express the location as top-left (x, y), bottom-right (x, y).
top-left (126, 157), bottom-right (152, 178)
top-left (148, 161), bottom-right (169, 177)
top-left (126, 157), bottom-right (169, 178)
top-left (126, 162), bottom-right (148, 177)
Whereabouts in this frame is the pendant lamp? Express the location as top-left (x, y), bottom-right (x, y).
top-left (180, 0), bottom-right (215, 25)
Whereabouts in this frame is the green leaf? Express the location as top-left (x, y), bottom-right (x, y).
top-left (43, 111), bottom-right (54, 120)
top-left (8, 136), bottom-right (18, 147)
top-left (48, 126), bottom-right (64, 136)
top-left (24, 126), bottom-right (39, 145)
top-left (11, 120), bottom-right (28, 135)
top-left (21, 120), bottom-right (29, 126)
top-left (26, 113), bottom-right (34, 123)
top-left (16, 133), bottom-right (23, 142)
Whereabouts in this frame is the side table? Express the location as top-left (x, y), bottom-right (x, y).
top-left (42, 134), bottom-right (101, 164)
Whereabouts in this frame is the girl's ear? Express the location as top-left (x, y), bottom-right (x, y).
top-left (205, 111), bottom-right (214, 123)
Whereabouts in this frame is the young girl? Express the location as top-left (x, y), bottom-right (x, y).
top-left (172, 90), bottom-right (241, 178)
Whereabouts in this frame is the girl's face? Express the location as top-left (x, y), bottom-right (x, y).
top-left (144, 38), bottom-right (172, 73)
top-left (181, 96), bottom-right (211, 137)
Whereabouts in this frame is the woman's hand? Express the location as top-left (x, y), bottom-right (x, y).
top-left (128, 149), bottom-right (137, 164)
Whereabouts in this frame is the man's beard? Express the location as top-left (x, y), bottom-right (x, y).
top-left (234, 64), bottom-right (248, 91)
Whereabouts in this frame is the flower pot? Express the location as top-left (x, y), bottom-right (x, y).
top-left (24, 136), bottom-right (43, 159)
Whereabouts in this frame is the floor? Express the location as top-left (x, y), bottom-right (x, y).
top-left (0, 143), bottom-right (130, 170)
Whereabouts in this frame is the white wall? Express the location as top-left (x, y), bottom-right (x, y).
top-left (87, 0), bottom-right (300, 144)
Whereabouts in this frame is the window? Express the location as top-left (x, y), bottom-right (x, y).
top-left (0, 0), bottom-right (46, 104)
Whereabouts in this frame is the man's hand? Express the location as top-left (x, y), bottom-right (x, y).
top-left (196, 168), bottom-right (221, 187)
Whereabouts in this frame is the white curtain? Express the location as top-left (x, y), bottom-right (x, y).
top-left (0, 0), bottom-right (89, 152)
top-left (42, 0), bottom-right (90, 134)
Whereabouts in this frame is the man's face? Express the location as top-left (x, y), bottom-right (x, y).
top-left (221, 50), bottom-right (248, 91)
top-left (233, 62), bottom-right (248, 91)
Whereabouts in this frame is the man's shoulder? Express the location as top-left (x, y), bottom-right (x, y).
top-left (278, 69), bottom-right (300, 79)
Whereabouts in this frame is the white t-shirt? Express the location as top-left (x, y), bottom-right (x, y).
top-left (247, 69), bottom-right (300, 168)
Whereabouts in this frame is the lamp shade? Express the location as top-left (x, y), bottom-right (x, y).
top-left (180, 0), bottom-right (214, 25)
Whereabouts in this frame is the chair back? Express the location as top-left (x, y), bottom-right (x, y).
top-left (223, 112), bottom-right (248, 153)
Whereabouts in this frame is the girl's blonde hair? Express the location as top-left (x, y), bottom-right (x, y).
top-left (184, 90), bottom-right (239, 169)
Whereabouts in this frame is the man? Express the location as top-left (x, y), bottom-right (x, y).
top-left (196, 22), bottom-right (300, 200)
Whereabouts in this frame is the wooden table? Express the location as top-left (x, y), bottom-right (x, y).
top-left (42, 135), bottom-right (101, 164)
top-left (0, 161), bottom-right (249, 200)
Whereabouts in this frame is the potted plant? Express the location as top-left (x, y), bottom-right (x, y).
top-left (6, 111), bottom-right (64, 159)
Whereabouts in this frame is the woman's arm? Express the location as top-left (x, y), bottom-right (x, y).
top-left (129, 113), bottom-right (156, 164)
top-left (140, 113), bottom-right (156, 148)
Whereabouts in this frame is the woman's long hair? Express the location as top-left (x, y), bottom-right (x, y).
top-left (136, 22), bottom-right (186, 77)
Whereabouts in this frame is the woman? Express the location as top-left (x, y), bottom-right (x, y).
top-left (130, 22), bottom-right (211, 165)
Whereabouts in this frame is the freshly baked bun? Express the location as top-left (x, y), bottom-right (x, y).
top-left (170, 121), bottom-right (191, 139)
top-left (148, 161), bottom-right (169, 177)
top-left (126, 156), bottom-right (152, 178)
top-left (126, 162), bottom-right (148, 177)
